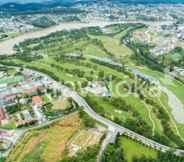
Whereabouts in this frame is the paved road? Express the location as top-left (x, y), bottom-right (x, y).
top-left (28, 69), bottom-right (184, 156)
top-left (97, 130), bottom-right (118, 162)
top-left (1, 67), bottom-right (184, 158)
top-left (161, 86), bottom-right (184, 124)
top-left (67, 90), bottom-right (184, 156)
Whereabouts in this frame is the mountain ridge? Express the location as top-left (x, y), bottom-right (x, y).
top-left (0, 0), bottom-right (184, 5)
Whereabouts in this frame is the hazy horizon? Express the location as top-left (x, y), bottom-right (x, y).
top-left (0, 0), bottom-right (184, 5)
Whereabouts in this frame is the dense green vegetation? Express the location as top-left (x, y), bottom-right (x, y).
top-left (85, 95), bottom-right (152, 138)
top-left (0, 158), bottom-right (6, 162)
top-left (60, 145), bottom-right (100, 162)
top-left (159, 47), bottom-right (184, 68)
top-left (31, 16), bottom-right (56, 28)
top-left (79, 109), bottom-right (96, 128)
top-left (122, 32), bottom-right (164, 72)
top-left (102, 144), bottom-right (126, 162)
top-left (85, 94), bottom-right (184, 148)
top-left (102, 135), bottom-right (184, 162)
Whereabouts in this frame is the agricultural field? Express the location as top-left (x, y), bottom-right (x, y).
top-left (6, 113), bottom-right (104, 162)
top-left (1, 23), bottom-right (184, 149)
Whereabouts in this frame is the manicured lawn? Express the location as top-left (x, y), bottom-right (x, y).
top-left (85, 94), bottom-right (133, 122)
top-left (84, 44), bottom-right (108, 57)
top-left (120, 136), bottom-right (157, 162)
top-left (43, 95), bottom-right (51, 103)
top-left (91, 35), bottom-right (133, 61)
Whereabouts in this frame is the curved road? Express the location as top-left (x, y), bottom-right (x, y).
top-left (67, 89), bottom-right (184, 156)
top-left (1, 67), bottom-right (184, 158)
top-left (1, 20), bottom-right (183, 158)
top-left (40, 70), bottom-right (184, 156)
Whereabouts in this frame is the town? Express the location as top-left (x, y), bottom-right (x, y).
top-left (0, 66), bottom-right (77, 155)
top-left (0, 1), bottom-right (184, 162)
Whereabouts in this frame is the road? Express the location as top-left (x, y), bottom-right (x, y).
top-left (46, 71), bottom-right (184, 156)
top-left (0, 112), bottom-right (77, 157)
top-left (66, 89), bottom-right (184, 156)
top-left (96, 130), bottom-right (118, 162)
top-left (161, 86), bottom-right (184, 124)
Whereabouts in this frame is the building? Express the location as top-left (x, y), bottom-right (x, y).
top-left (32, 96), bottom-right (43, 107)
top-left (32, 96), bottom-right (46, 124)
top-left (0, 107), bottom-right (6, 124)
top-left (85, 81), bottom-right (111, 97)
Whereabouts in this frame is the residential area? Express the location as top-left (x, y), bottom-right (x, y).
top-left (0, 66), bottom-right (77, 157)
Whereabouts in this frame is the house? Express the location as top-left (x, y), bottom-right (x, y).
top-left (32, 96), bottom-right (43, 107)
top-left (22, 110), bottom-right (33, 121)
top-left (0, 139), bottom-right (12, 151)
top-left (32, 96), bottom-right (46, 124)
top-left (16, 119), bottom-right (36, 128)
top-left (0, 107), bottom-right (7, 124)
top-left (85, 81), bottom-right (111, 97)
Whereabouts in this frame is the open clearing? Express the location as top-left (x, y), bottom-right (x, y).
top-left (6, 113), bottom-right (103, 162)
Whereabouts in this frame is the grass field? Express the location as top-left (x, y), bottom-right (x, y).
top-left (90, 34), bottom-right (133, 62)
top-left (52, 98), bottom-right (72, 110)
top-left (6, 113), bottom-right (102, 162)
top-left (120, 136), bottom-right (157, 162)
top-left (0, 75), bottom-right (24, 84)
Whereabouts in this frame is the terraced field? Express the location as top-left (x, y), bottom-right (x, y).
top-left (6, 113), bottom-right (102, 162)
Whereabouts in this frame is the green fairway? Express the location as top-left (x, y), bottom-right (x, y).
top-left (120, 136), bottom-right (157, 162)
top-left (90, 35), bottom-right (133, 61)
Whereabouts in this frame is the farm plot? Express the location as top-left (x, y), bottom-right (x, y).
top-left (67, 128), bottom-right (103, 156)
top-left (6, 113), bottom-right (103, 162)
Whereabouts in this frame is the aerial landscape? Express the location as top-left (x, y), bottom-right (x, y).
top-left (1, 0), bottom-right (184, 162)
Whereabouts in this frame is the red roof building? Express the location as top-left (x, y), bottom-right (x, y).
top-left (32, 96), bottom-right (43, 106)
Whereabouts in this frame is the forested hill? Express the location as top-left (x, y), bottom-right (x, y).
top-left (0, 0), bottom-right (184, 6)
top-left (0, 0), bottom-right (184, 14)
